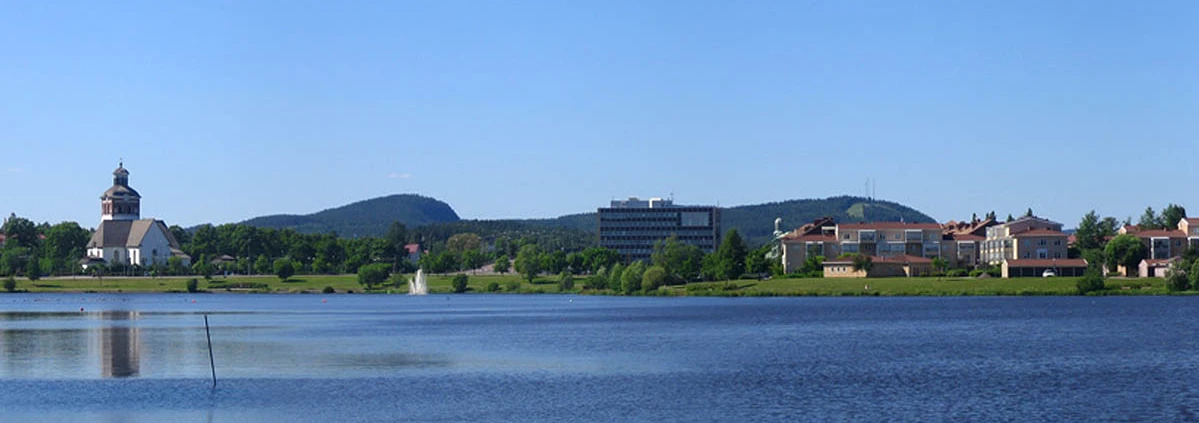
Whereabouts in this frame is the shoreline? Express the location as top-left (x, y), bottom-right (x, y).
top-left (0, 274), bottom-right (1178, 297)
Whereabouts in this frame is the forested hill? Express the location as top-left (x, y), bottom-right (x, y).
top-left (516, 196), bottom-right (938, 247)
top-left (238, 194), bottom-right (460, 236)
top-left (721, 196), bottom-right (936, 246)
top-left (234, 194), bottom-right (936, 247)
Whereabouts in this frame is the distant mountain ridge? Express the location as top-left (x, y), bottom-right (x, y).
top-left (234, 194), bottom-right (935, 247)
top-left (238, 194), bottom-right (460, 236)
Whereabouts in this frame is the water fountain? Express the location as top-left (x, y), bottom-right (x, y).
top-left (408, 269), bottom-right (428, 295)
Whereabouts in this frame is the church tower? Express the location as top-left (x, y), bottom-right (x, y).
top-left (100, 162), bottom-right (141, 221)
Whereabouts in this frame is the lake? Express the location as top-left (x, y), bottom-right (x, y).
top-left (1, 294), bottom-right (1197, 422)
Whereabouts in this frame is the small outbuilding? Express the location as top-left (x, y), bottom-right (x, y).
top-left (1138, 258), bottom-right (1177, 278)
top-left (1001, 258), bottom-right (1088, 278)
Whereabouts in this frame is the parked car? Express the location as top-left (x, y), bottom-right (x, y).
top-left (1042, 269), bottom-right (1056, 278)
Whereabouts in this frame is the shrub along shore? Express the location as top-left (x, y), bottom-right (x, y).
top-left (0, 274), bottom-right (1175, 296)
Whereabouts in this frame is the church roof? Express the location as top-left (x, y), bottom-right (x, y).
top-left (113, 165), bottom-right (129, 176)
top-left (87, 219), bottom-right (180, 249)
top-left (102, 184), bottom-right (141, 198)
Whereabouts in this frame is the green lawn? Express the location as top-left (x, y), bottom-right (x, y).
top-left (2, 273), bottom-right (1173, 296)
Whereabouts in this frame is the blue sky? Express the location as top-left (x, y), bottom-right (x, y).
top-left (2, 0), bottom-right (1196, 229)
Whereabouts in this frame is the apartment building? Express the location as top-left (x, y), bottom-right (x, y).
top-left (835, 222), bottom-right (944, 258)
top-left (981, 216), bottom-right (1069, 265)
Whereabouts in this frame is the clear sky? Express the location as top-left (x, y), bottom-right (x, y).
top-left (2, 0), bottom-right (1196, 229)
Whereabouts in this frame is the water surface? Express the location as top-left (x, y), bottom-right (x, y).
top-left (1, 294), bottom-right (1197, 422)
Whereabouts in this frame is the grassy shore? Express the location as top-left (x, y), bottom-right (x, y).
top-left (1, 273), bottom-right (1174, 296)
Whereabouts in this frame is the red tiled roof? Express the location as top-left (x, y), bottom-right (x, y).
top-left (1185, 218), bottom-right (1199, 225)
top-left (839, 222), bottom-right (941, 230)
top-left (1134, 230), bottom-right (1186, 238)
top-left (1004, 258), bottom-right (1088, 268)
top-left (1012, 229), bottom-right (1068, 238)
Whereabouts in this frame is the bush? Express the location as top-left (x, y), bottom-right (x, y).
top-left (1166, 268), bottom-right (1190, 292)
top-left (558, 271), bottom-right (574, 292)
top-left (452, 274), bottom-right (469, 293)
top-left (504, 280), bottom-right (521, 292)
top-left (585, 275), bottom-right (608, 290)
top-left (186, 278), bottom-right (198, 293)
top-left (642, 266), bottom-right (667, 292)
top-left (485, 281), bottom-right (500, 292)
top-left (357, 263), bottom-right (391, 291)
top-left (946, 269), bottom-right (969, 277)
top-left (3, 276), bottom-right (15, 293)
top-left (322, 286), bottom-right (335, 294)
top-left (1077, 269), bottom-right (1106, 294)
top-left (273, 259), bottom-right (295, 281)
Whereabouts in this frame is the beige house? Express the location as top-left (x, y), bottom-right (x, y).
top-left (823, 255), bottom-right (934, 278)
top-left (779, 218), bottom-right (839, 273)
top-left (982, 216), bottom-right (1068, 265)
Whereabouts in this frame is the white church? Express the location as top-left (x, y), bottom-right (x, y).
top-left (82, 163), bottom-right (191, 269)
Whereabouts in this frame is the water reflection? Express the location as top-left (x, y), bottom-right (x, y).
top-left (97, 311), bottom-right (141, 378)
top-left (0, 310), bottom-right (142, 379)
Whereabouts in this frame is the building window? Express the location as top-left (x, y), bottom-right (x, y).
top-left (1054, 240), bottom-right (1061, 246)
top-left (1038, 239), bottom-right (1047, 246)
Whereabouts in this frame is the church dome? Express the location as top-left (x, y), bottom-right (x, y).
top-left (102, 184), bottom-right (141, 199)
top-left (113, 165), bottom-right (129, 177)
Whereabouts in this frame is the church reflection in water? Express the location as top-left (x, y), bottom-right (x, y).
top-left (96, 311), bottom-right (141, 378)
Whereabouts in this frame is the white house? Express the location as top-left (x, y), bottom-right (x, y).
top-left (83, 163), bottom-right (191, 269)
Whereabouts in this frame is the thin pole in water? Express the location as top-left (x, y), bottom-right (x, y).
top-left (204, 314), bottom-right (216, 389)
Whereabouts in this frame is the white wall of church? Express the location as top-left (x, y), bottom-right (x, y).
top-left (137, 224), bottom-right (174, 266)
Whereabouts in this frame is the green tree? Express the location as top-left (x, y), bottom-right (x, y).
top-left (186, 278), bottom-right (199, 293)
top-left (445, 233), bottom-right (483, 255)
top-left (1162, 204), bottom-right (1187, 230)
top-left (931, 257), bottom-right (949, 275)
top-left (385, 221), bottom-right (409, 272)
top-left (606, 263), bottom-right (625, 290)
top-left (254, 254), bottom-right (271, 275)
top-left (1024, 208), bottom-right (1034, 218)
top-left (1105, 234), bottom-right (1147, 276)
top-left (745, 245), bottom-right (772, 276)
top-left (42, 222), bottom-right (90, 274)
top-left (1166, 264), bottom-right (1190, 292)
top-left (713, 229), bottom-right (748, 280)
top-left (541, 250), bottom-right (568, 275)
top-left (25, 253), bottom-right (40, 281)
top-left (851, 254), bottom-right (874, 274)
top-left (451, 274), bottom-right (469, 293)
top-left (1138, 206), bottom-right (1161, 230)
top-left (460, 250), bottom-right (484, 273)
top-left (1186, 260), bottom-right (1199, 291)
top-left (515, 244), bottom-right (542, 282)
top-left (1075, 211), bottom-right (1106, 251)
top-left (1077, 268), bottom-right (1106, 294)
top-left (273, 258), bottom-right (295, 282)
top-left (641, 265), bottom-right (667, 292)
top-left (485, 281), bottom-right (500, 292)
top-left (621, 261), bottom-right (646, 294)
top-left (1, 247), bottom-right (28, 277)
top-left (494, 255), bottom-right (510, 274)
top-left (581, 247), bottom-right (621, 274)
top-left (565, 253), bottom-right (584, 274)
top-left (1006, 214), bottom-right (1014, 223)
top-left (3, 276), bottom-right (15, 292)
top-left (651, 236), bottom-right (705, 283)
top-left (1, 214), bottom-right (38, 249)
top-left (357, 263), bottom-right (390, 291)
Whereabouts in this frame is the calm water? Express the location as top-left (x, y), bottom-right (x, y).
top-left (1, 294), bottom-right (1198, 422)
